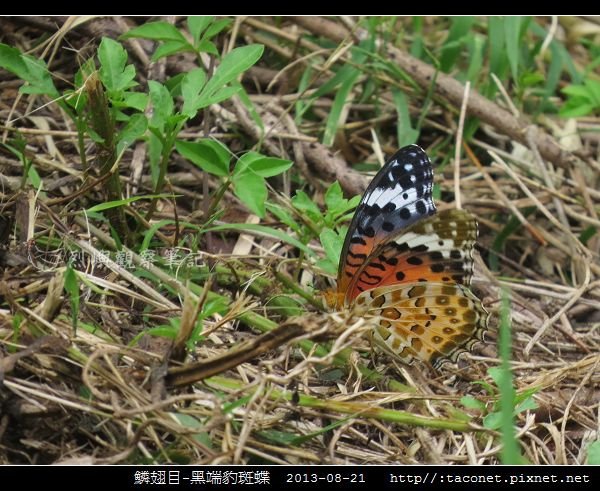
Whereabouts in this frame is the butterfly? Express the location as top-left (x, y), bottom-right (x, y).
top-left (325, 144), bottom-right (489, 368)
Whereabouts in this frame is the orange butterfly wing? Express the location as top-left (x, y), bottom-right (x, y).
top-left (332, 145), bottom-right (489, 367)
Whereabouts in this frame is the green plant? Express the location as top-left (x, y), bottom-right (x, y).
top-left (0, 17), bottom-right (265, 243)
top-left (560, 77), bottom-right (600, 117)
top-left (176, 140), bottom-right (292, 218)
top-left (461, 289), bottom-right (535, 464)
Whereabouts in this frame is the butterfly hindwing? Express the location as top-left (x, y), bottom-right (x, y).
top-left (354, 282), bottom-right (489, 368)
top-left (337, 145), bottom-right (436, 299)
top-left (346, 209), bottom-right (478, 301)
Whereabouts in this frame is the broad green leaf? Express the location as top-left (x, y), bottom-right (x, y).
top-left (204, 18), bottom-right (232, 39)
top-left (265, 203), bottom-right (302, 234)
top-left (148, 81), bottom-right (174, 130)
top-left (319, 228), bottom-right (342, 264)
top-left (585, 78), bottom-right (600, 105)
top-left (122, 92), bottom-right (148, 111)
top-left (175, 139), bottom-right (230, 176)
top-left (98, 37), bottom-right (137, 92)
top-left (562, 84), bottom-right (593, 99)
top-left (559, 101), bottom-right (596, 118)
top-left (0, 44), bottom-right (59, 97)
top-left (588, 440), bottom-right (600, 465)
top-left (0, 43), bottom-right (28, 78)
top-left (235, 152), bottom-right (293, 177)
top-left (181, 68), bottom-right (207, 118)
top-left (198, 44), bottom-right (264, 104)
top-left (324, 181), bottom-right (344, 212)
top-left (117, 113), bottom-right (148, 154)
top-left (514, 397), bottom-right (538, 414)
top-left (483, 412), bottom-right (502, 430)
top-left (172, 413), bottom-right (213, 446)
top-left (460, 396), bottom-right (486, 411)
top-left (152, 40), bottom-right (195, 61)
top-left (233, 171), bottom-right (267, 217)
top-left (196, 39), bottom-right (219, 56)
top-left (195, 85), bottom-right (240, 108)
top-left (187, 16), bottom-right (214, 45)
top-left (122, 21), bottom-right (188, 44)
top-left (292, 190), bottom-right (322, 222)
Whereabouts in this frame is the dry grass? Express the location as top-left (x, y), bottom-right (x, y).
top-left (0, 16), bottom-right (598, 465)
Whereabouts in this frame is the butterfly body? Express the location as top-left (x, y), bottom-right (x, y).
top-left (328, 145), bottom-right (488, 368)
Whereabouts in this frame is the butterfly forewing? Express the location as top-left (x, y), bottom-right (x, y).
top-left (337, 145), bottom-right (436, 301)
top-left (346, 209), bottom-right (478, 301)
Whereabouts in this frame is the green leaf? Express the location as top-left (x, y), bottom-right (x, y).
top-left (86, 194), bottom-right (177, 212)
top-left (172, 412), bottom-right (213, 446)
top-left (122, 92), bottom-right (148, 111)
top-left (465, 34), bottom-right (485, 83)
top-left (392, 88), bottom-right (419, 147)
top-left (64, 264), bottom-right (80, 332)
top-left (98, 37), bottom-right (137, 92)
top-left (233, 171), bottom-right (267, 217)
top-left (504, 16), bottom-right (524, 83)
top-left (315, 257), bottom-right (338, 276)
top-left (148, 132), bottom-right (163, 189)
top-left (146, 325), bottom-right (179, 339)
top-left (181, 68), bottom-right (207, 118)
top-left (175, 139), bottom-right (230, 177)
top-left (319, 228), bottom-right (342, 264)
top-left (148, 81), bottom-right (174, 130)
top-left (196, 40), bottom-right (219, 56)
top-left (196, 85), bottom-right (240, 107)
top-left (256, 429), bottom-right (299, 446)
top-left (440, 16), bottom-right (474, 72)
top-left (579, 225), bottom-right (597, 245)
top-left (235, 152), bottom-right (293, 177)
top-left (559, 100), bottom-right (596, 118)
top-left (197, 44), bottom-right (264, 105)
top-left (121, 21), bottom-right (188, 44)
top-left (152, 40), bottom-right (195, 61)
top-left (483, 412), bottom-right (502, 430)
top-left (585, 78), bottom-right (600, 105)
top-left (116, 113), bottom-right (148, 154)
top-left (187, 16), bottom-right (214, 45)
top-left (206, 223), bottom-right (312, 256)
top-left (323, 67), bottom-right (360, 146)
top-left (0, 43), bottom-right (59, 97)
top-left (488, 17), bottom-right (507, 81)
top-left (562, 84), bottom-right (593, 99)
top-left (514, 397), bottom-right (538, 414)
top-left (292, 190), bottom-right (322, 222)
top-left (324, 181), bottom-right (344, 212)
top-left (265, 203), bottom-right (301, 233)
top-left (204, 18), bottom-right (232, 40)
top-left (588, 440), bottom-right (600, 465)
top-left (201, 297), bottom-right (229, 318)
top-left (460, 396), bottom-right (486, 411)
